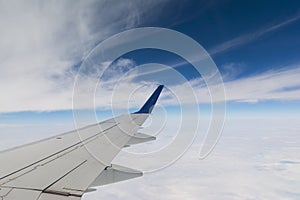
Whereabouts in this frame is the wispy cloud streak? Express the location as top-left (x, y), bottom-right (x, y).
top-left (223, 66), bottom-right (300, 103)
top-left (75, 63), bottom-right (300, 111)
top-left (0, 0), bottom-right (169, 112)
top-left (210, 12), bottom-right (300, 55)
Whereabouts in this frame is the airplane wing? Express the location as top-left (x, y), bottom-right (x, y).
top-left (0, 85), bottom-right (164, 200)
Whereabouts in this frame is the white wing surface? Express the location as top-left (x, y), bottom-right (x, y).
top-left (0, 85), bottom-right (164, 200)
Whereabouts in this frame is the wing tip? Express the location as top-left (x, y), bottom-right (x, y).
top-left (134, 85), bottom-right (164, 114)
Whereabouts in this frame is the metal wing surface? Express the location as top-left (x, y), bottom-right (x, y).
top-left (0, 85), bottom-right (164, 200)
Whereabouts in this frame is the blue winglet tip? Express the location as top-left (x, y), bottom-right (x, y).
top-left (134, 85), bottom-right (164, 114)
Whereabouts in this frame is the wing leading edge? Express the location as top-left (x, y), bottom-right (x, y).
top-left (0, 85), bottom-right (164, 200)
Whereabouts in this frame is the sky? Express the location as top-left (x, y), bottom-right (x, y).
top-left (0, 0), bottom-right (300, 115)
top-left (0, 0), bottom-right (300, 199)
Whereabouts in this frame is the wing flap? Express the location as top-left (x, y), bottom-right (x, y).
top-left (38, 193), bottom-right (80, 200)
top-left (126, 132), bottom-right (156, 145)
top-left (0, 188), bottom-right (41, 200)
top-left (89, 164), bottom-right (142, 187)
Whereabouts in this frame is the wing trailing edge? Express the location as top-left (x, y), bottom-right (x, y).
top-left (126, 132), bottom-right (156, 145)
top-left (89, 164), bottom-right (142, 187)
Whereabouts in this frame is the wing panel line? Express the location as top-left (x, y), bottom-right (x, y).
top-left (42, 160), bottom-right (87, 196)
top-left (0, 123), bottom-right (119, 181)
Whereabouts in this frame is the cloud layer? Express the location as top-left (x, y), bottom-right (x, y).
top-left (82, 118), bottom-right (300, 200)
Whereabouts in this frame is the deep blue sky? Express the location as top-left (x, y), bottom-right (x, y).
top-left (136, 0), bottom-right (300, 78)
top-left (107, 0), bottom-right (300, 120)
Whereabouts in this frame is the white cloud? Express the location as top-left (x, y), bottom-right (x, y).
top-left (82, 118), bottom-right (300, 200)
top-left (139, 64), bottom-right (300, 105)
top-left (99, 64), bottom-right (300, 107)
top-left (0, 0), bottom-right (169, 112)
top-left (223, 66), bottom-right (300, 103)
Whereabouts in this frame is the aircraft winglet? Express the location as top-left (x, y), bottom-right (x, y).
top-left (134, 85), bottom-right (164, 114)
